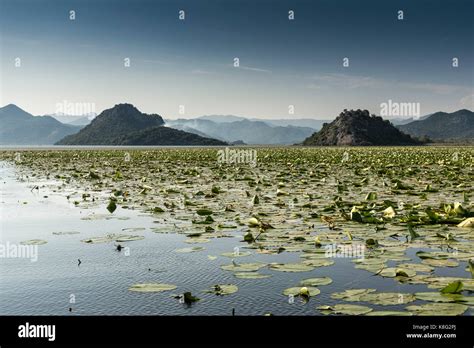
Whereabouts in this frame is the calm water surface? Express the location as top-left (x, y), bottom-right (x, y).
top-left (0, 162), bottom-right (470, 316)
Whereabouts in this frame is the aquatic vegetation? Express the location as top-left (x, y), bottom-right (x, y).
top-left (205, 284), bottom-right (238, 296)
top-left (405, 303), bottom-right (468, 316)
top-left (128, 283), bottom-right (177, 292)
top-left (1, 146), bottom-right (473, 316)
top-left (298, 277), bottom-right (333, 287)
top-left (283, 286), bottom-right (320, 297)
top-left (318, 304), bottom-right (373, 315)
top-left (20, 239), bottom-right (47, 245)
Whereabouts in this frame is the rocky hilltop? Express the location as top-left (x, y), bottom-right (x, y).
top-left (302, 109), bottom-right (422, 146)
top-left (56, 104), bottom-right (226, 146)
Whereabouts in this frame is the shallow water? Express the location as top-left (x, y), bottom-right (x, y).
top-left (0, 161), bottom-right (471, 316)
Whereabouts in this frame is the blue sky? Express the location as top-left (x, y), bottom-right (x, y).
top-left (0, 0), bottom-right (473, 119)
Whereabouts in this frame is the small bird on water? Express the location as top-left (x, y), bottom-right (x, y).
top-left (77, 259), bottom-right (82, 266)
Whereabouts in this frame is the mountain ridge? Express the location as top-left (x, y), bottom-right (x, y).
top-left (56, 103), bottom-right (226, 146)
top-left (165, 118), bottom-right (315, 144)
top-left (397, 109), bottom-right (473, 141)
top-left (0, 104), bottom-right (82, 145)
top-left (302, 109), bottom-right (422, 146)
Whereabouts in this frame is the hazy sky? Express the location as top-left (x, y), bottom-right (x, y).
top-left (0, 0), bottom-right (473, 119)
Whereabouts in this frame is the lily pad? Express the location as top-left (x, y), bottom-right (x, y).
top-left (270, 263), bottom-right (314, 272)
top-left (184, 237), bottom-right (210, 244)
top-left (440, 280), bottom-right (463, 294)
top-left (175, 246), bottom-right (205, 253)
top-left (378, 268), bottom-right (416, 278)
top-left (406, 303), bottom-right (468, 316)
top-left (299, 277), bottom-right (333, 287)
top-left (52, 231), bottom-right (80, 235)
top-left (331, 289), bottom-right (376, 301)
top-left (234, 272), bottom-right (272, 279)
top-left (397, 263), bottom-right (434, 273)
top-left (283, 286), bottom-right (320, 297)
top-left (205, 284), bottom-right (238, 296)
top-left (20, 239), bottom-right (47, 245)
top-left (415, 292), bottom-right (465, 303)
top-left (128, 283), bottom-right (177, 293)
top-left (366, 311), bottom-right (412, 316)
top-left (422, 259), bottom-right (459, 268)
top-left (318, 304), bottom-right (373, 315)
top-left (301, 259), bottom-right (334, 267)
top-left (221, 251), bottom-right (251, 258)
top-left (457, 217), bottom-right (474, 228)
top-left (359, 292), bottom-right (416, 305)
top-left (115, 235), bottom-right (144, 242)
top-left (221, 262), bottom-right (266, 272)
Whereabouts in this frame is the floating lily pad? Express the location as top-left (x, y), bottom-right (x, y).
top-left (299, 277), bottom-right (333, 287)
top-left (269, 263), bottom-right (314, 272)
top-left (175, 246), bottom-right (205, 253)
top-left (331, 289), bottom-right (376, 301)
top-left (20, 239), bottom-right (47, 245)
top-left (184, 237), bottom-right (210, 244)
top-left (406, 303), bottom-right (468, 316)
top-left (397, 263), bottom-right (434, 273)
top-left (221, 262), bottom-right (266, 272)
top-left (221, 251), bottom-right (251, 258)
top-left (425, 277), bottom-right (474, 291)
top-left (378, 268), bottom-right (416, 278)
top-left (359, 292), bottom-right (416, 305)
top-left (128, 283), bottom-right (177, 292)
top-left (205, 284), bottom-right (238, 295)
top-left (318, 304), bottom-right (373, 315)
top-left (366, 311), bottom-right (412, 316)
top-left (422, 259), bottom-right (459, 268)
top-left (115, 235), bottom-right (144, 242)
top-left (81, 233), bottom-right (133, 244)
top-left (283, 286), bottom-right (320, 297)
top-left (415, 292), bottom-right (465, 303)
top-left (301, 259), bottom-right (334, 267)
top-left (457, 217), bottom-right (474, 228)
top-left (122, 227), bottom-right (146, 232)
top-left (234, 272), bottom-right (272, 279)
top-left (440, 280), bottom-right (463, 294)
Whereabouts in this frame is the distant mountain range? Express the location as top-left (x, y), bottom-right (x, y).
top-left (0, 104), bottom-right (82, 145)
top-left (49, 114), bottom-right (96, 126)
top-left (165, 118), bottom-right (316, 145)
top-left (387, 114), bottom-right (432, 126)
top-left (195, 115), bottom-right (329, 130)
top-left (1, 104), bottom-right (471, 146)
top-left (302, 109), bottom-right (422, 146)
top-left (56, 104), bottom-right (226, 145)
top-left (397, 109), bottom-right (474, 141)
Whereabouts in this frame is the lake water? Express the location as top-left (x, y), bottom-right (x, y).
top-left (0, 161), bottom-right (471, 316)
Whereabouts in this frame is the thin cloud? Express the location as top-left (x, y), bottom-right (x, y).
top-left (239, 65), bottom-right (271, 73)
top-left (459, 93), bottom-right (474, 109)
top-left (309, 73), bottom-right (471, 94)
